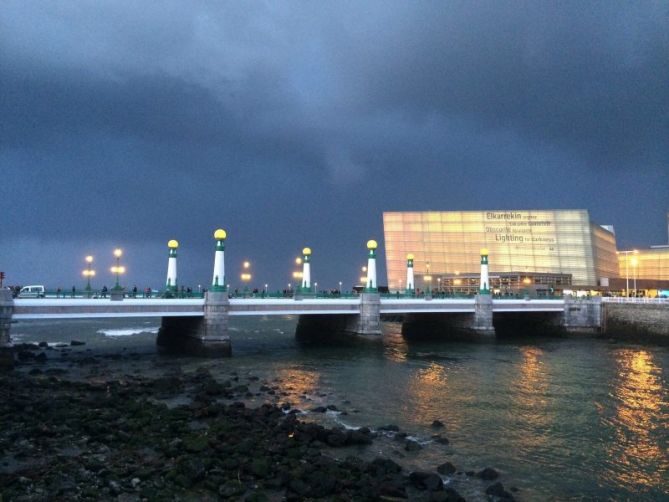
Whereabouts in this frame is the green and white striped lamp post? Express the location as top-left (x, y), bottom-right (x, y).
top-left (405, 253), bottom-right (415, 294)
top-left (165, 240), bottom-right (178, 294)
top-left (364, 240), bottom-right (378, 292)
top-left (211, 229), bottom-right (227, 292)
top-left (300, 247), bottom-right (312, 293)
top-left (479, 248), bottom-right (490, 294)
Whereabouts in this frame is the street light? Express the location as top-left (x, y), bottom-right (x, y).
top-left (83, 255), bottom-right (95, 297)
top-left (338, 281), bottom-right (342, 294)
top-left (630, 256), bottom-right (638, 297)
top-left (111, 249), bottom-right (124, 290)
top-left (424, 275), bottom-right (432, 299)
top-left (241, 261), bottom-right (252, 296)
top-left (617, 249), bottom-right (638, 297)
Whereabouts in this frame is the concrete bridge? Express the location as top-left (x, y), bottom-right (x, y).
top-left (1, 290), bottom-right (603, 356)
top-left (0, 231), bottom-right (617, 360)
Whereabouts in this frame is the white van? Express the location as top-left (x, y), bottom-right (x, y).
top-left (18, 285), bottom-right (45, 298)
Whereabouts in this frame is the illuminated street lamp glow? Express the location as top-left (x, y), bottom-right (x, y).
top-left (111, 249), bottom-right (124, 290)
top-left (83, 255), bottom-right (95, 297)
top-left (618, 249), bottom-right (638, 297)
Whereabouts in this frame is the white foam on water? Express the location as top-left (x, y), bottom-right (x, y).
top-left (97, 326), bottom-right (159, 337)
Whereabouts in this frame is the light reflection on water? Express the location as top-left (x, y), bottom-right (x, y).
top-left (11, 316), bottom-right (669, 500)
top-left (601, 349), bottom-right (669, 493)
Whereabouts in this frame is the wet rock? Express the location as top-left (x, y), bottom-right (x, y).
top-left (175, 456), bottom-right (206, 485)
top-left (404, 439), bottom-right (422, 451)
top-left (437, 461), bottom-right (456, 475)
top-left (70, 340), bottom-right (86, 346)
top-left (478, 467), bottom-right (500, 480)
top-left (346, 429), bottom-right (373, 445)
top-left (219, 481), bottom-right (245, 497)
top-left (289, 478), bottom-right (310, 496)
top-left (326, 404), bottom-right (339, 411)
top-left (310, 406), bottom-right (327, 413)
top-left (35, 352), bottom-right (48, 363)
top-left (38, 341), bottom-right (48, 347)
top-left (326, 430), bottom-right (347, 447)
top-left (431, 419), bottom-right (445, 428)
top-left (430, 487), bottom-right (466, 501)
top-left (17, 350), bottom-right (36, 361)
top-left (431, 434), bottom-right (450, 445)
top-left (249, 457), bottom-right (270, 478)
top-left (108, 480), bottom-right (122, 495)
top-left (380, 483), bottom-right (407, 498)
top-left (377, 424), bottom-right (400, 432)
top-left (409, 471), bottom-right (443, 491)
top-left (369, 457), bottom-right (402, 475)
top-left (486, 481), bottom-right (515, 500)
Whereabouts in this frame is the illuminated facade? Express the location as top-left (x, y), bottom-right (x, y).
top-left (383, 210), bottom-right (618, 289)
top-left (617, 247), bottom-right (669, 282)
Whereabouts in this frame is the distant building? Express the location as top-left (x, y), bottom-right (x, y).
top-left (382, 210), bottom-right (618, 289)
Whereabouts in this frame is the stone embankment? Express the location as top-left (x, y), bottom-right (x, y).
top-left (603, 303), bottom-right (669, 343)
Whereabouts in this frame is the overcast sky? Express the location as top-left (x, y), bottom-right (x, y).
top-left (1, 1), bottom-right (668, 290)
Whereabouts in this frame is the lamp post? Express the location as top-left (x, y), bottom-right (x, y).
top-left (617, 249), bottom-right (638, 297)
top-left (338, 281), bottom-right (342, 295)
top-left (111, 249), bottom-right (126, 288)
top-left (424, 274), bottom-right (432, 300)
top-left (241, 261), bottom-right (252, 297)
top-left (212, 228), bottom-right (227, 292)
top-left (630, 256), bottom-right (638, 297)
top-left (110, 248), bottom-right (125, 300)
top-left (83, 255), bottom-right (95, 298)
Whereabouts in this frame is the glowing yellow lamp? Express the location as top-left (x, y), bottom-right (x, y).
top-left (113, 248), bottom-right (123, 258)
top-left (168, 239), bottom-right (179, 249)
top-left (214, 229), bottom-right (227, 240)
top-left (303, 247), bottom-right (312, 256)
top-left (480, 248), bottom-right (489, 256)
top-left (407, 253), bottom-right (414, 260)
top-left (367, 240), bottom-right (378, 250)
top-left (85, 255), bottom-right (93, 263)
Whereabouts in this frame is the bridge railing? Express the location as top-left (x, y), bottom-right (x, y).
top-left (32, 289), bottom-right (206, 300)
top-left (601, 297), bottom-right (669, 304)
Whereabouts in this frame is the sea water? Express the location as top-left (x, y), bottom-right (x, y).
top-left (11, 316), bottom-right (669, 500)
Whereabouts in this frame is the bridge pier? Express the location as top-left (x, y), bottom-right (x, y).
top-left (401, 296), bottom-right (495, 340)
top-left (352, 292), bottom-right (382, 336)
top-left (157, 291), bottom-right (231, 356)
top-left (295, 292), bottom-right (382, 342)
top-left (562, 297), bottom-right (603, 334)
top-left (0, 289), bottom-right (14, 368)
top-left (473, 294), bottom-right (496, 338)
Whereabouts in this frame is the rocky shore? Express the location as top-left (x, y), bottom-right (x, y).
top-left (1, 347), bottom-right (517, 501)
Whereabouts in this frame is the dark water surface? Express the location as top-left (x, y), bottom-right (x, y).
top-left (11, 317), bottom-right (669, 500)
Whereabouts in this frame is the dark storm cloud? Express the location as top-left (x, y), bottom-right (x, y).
top-left (1, 1), bottom-right (668, 287)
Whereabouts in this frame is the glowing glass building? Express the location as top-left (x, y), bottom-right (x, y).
top-left (383, 210), bottom-right (619, 289)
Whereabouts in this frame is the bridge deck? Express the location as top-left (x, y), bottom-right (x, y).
top-left (12, 297), bottom-right (566, 319)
